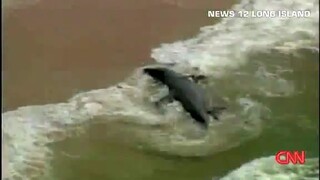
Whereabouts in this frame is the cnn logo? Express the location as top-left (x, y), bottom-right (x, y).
top-left (275, 150), bottom-right (306, 165)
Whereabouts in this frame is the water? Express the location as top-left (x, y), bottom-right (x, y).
top-left (2, 0), bottom-right (319, 179)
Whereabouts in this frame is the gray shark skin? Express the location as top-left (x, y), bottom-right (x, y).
top-left (143, 67), bottom-right (226, 129)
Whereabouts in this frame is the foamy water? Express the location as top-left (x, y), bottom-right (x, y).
top-left (2, 0), bottom-right (319, 179)
top-left (219, 156), bottom-right (319, 180)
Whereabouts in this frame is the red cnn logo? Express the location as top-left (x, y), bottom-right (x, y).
top-left (275, 151), bottom-right (306, 165)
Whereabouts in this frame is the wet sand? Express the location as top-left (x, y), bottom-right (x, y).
top-left (3, 0), bottom-right (235, 111)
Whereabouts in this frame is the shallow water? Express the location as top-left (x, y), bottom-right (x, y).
top-left (47, 50), bottom-right (319, 180)
top-left (2, 0), bottom-right (319, 179)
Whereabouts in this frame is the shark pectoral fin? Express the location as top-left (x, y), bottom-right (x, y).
top-left (185, 74), bottom-right (207, 83)
top-left (207, 106), bottom-right (227, 121)
top-left (155, 91), bottom-right (175, 107)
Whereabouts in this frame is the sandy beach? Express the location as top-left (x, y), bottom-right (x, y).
top-left (3, 0), bottom-right (236, 111)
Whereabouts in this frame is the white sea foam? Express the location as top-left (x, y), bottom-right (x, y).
top-left (151, 0), bottom-right (318, 77)
top-left (219, 156), bottom-right (319, 180)
top-left (2, 0), bottom-right (319, 179)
